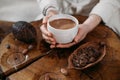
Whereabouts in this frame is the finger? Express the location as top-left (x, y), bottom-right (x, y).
top-left (56, 42), bottom-right (76, 48)
top-left (45, 40), bottom-right (51, 44)
top-left (74, 28), bottom-right (81, 42)
top-left (42, 15), bottom-right (52, 24)
top-left (40, 25), bottom-right (52, 37)
top-left (74, 28), bottom-right (85, 43)
top-left (50, 44), bottom-right (56, 48)
top-left (42, 34), bottom-right (56, 45)
top-left (45, 39), bottom-right (56, 45)
top-left (42, 34), bottom-right (56, 44)
top-left (74, 36), bottom-right (81, 43)
top-left (74, 34), bottom-right (85, 44)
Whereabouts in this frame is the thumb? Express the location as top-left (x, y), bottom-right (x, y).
top-left (42, 16), bottom-right (50, 24)
top-left (42, 12), bottom-right (57, 24)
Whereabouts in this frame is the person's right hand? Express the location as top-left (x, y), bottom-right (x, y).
top-left (40, 10), bottom-right (58, 48)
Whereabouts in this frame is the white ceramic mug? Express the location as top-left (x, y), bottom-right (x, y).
top-left (47, 14), bottom-right (79, 44)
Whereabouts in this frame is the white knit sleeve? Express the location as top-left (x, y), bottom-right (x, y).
top-left (90, 0), bottom-right (120, 35)
top-left (90, 0), bottom-right (120, 23)
top-left (37, 0), bottom-right (59, 15)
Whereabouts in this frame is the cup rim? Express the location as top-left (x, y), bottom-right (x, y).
top-left (47, 14), bottom-right (79, 31)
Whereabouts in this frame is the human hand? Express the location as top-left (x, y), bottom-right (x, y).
top-left (54, 14), bottom-right (101, 48)
top-left (40, 10), bottom-right (58, 48)
top-left (54, 24), bottom-right (89, 48)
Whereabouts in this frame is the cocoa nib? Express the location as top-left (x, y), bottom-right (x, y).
top-left (12, 21), bottom-right (36, 44)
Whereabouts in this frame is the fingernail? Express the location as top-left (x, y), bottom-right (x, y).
top-left (56, 44), bottom-right (61, 48)
top-left (74, 39), bottom-right (78, 43)
top-left (50, 45), bottom-right (55, 48)
top-left (50, 38), bottom-right (54, 42)
top-left (47, 33), bottom-right (51, 36)
top-left (42, 23), bottom-right (47, 26)
top-left (51, 41), bottom-right (55, 44)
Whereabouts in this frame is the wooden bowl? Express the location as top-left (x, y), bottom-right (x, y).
top-left (68, 41), bottom-right (106, 70)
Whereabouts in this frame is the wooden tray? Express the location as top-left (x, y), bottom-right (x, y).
top-left (0, 16), bottom-right (120, 80)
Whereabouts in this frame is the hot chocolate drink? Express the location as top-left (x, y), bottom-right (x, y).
top-left (47, 14), bottom-right (78, 43)
top-left (49, 19), bottom-right (76, 30)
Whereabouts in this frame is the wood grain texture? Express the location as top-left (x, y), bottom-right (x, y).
top-left (0, 16), bottom-right (120, 80)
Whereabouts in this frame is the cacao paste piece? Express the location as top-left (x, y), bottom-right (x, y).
top-left (12, 21), bottom-right (37, 44)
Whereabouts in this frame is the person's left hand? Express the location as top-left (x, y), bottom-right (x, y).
top-left (52, 24), bottom-right (89, 48)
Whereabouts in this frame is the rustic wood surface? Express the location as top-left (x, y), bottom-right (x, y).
top-left (0, 16), bottom-right (120, 80)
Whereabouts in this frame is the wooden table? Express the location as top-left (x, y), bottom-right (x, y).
top-left (0, 16), bottom-right (120, 80)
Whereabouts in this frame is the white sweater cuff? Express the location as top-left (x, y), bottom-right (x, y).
top-left (90, 2), bottom-right (114, 24)
top-left (37, 0), bottom-right (59, 15)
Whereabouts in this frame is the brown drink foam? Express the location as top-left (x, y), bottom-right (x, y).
top-left (49, 19), bottom-right (75, 30)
